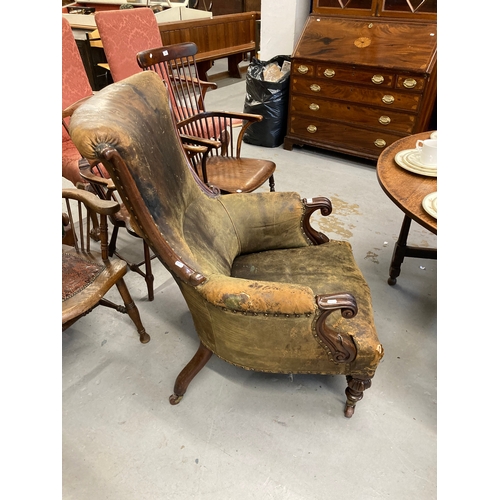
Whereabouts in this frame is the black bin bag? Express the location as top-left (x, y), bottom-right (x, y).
top-left (243, 55), bottom-right (291, 148)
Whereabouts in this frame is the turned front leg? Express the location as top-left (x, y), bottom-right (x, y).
top-left (344, 375), bottom-right (372, 418)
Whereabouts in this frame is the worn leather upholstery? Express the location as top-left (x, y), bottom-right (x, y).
top-left (69, 71), bottom-right (384, 416)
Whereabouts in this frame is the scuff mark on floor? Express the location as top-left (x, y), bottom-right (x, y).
top-left (311, 195), bottom-right (361, 239)
top-left (365, 250), bottom-right (379, 264)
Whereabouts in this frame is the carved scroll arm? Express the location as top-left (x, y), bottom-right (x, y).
top-left (315, 293), bottom-right (358, 363)
top-left (302, 197), bottom-right (332, 244)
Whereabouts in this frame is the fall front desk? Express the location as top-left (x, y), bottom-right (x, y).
top-left (284, 15), bottom-right (437, 160)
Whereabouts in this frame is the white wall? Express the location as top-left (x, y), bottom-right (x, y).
top-left (259, 0), bottom-right (310, 60)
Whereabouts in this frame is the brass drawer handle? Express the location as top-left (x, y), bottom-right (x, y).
top-left (379, 115), bottom-right (391, 125)
top-left (307, 125), bottom-right (317, 134)
top-left (382, 95), bottom-right (395, 105)
top-left (298, 65), bottom-right (309, 74)
top-left (372, 74), bottom-right (385, 85)
top-left (323, 68), bottom-right (335, 78)
top-left (309, 103), bottom-right (319, 111)
top-left (310, 84), bottom-right (321, 92)
top-left (374, 138), bottom-right (386, 148)
top-left (403, 78), bottom-right (417, 89)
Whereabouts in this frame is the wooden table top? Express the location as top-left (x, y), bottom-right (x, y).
top-left (377, 131), bottom-right (437, 235)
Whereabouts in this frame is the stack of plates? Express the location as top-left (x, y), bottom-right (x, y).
top-left (394, 149), bottom-right (437, 177)
top-left (422, 191), bottom-right (437, 219)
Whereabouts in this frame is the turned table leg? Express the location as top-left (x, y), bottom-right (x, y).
top-left (388, 214), bottom-right (412, 286)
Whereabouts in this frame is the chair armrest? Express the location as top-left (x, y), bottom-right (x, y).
top-left (181, 142), bottom-right (209, 155)
top-left (62, 188), bottom-right (120, 215)
top-left (177, 110), bottom-right (263, 132)
top-left (180, 134), bottom-right (221, 150)
top-left (80, 164), bottom-right (116, 190)
top-left (219, 192), bottom-right (317, 254)
top-left (197, 274), bottom-right (317, 316)
top-left (178, 111), bottom-right (262, 156)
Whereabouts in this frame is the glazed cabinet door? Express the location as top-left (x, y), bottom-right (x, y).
top-left (378, 0), bottom-right (437, 19)
top-left (313, 0), bottom-right (437, 19)
top-left (314, 0), bottom-right (375, 16)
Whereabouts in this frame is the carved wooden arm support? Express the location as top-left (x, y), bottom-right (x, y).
top-left (315, 293), bottom-right (358, 363)
top-left (302, 197), bottom-right (332, 244)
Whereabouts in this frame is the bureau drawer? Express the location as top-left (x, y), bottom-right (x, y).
top-left (395, 74), bottom-right (427, 91)
top-left (292, 61), bottom-right (315, 76)
top-left (316, 65), bottom-right (394, 87)
top-left (288, 115), bottom-right (404, 155)
top-left (291, 78), bottom-right (421, 111)
top-left (289, 95), bottom-right (416, 133)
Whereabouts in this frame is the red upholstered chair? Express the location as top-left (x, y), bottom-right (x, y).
top-left (94, 8), bottom-right (163, 82)
top-left (96, 8), bottom-right (217, 126)
top-left (62, 16), bottom-right (156, 300)
top-left (62, 17), bottom-right (94, 186)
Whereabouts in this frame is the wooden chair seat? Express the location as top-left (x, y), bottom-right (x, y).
top-left (62, 245), bottom-right (127, 325)
top-left (204, 156), bottom-right (276, 193)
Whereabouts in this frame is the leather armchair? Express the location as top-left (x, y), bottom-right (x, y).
top-left (69, 71), bottom-right (384, 417)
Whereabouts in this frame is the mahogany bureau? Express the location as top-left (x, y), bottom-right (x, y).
top-left (284, 0), bottom-right (437, 161)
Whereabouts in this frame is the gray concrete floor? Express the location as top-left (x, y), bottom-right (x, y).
top-left (62, 72), bottom-right (437, 499)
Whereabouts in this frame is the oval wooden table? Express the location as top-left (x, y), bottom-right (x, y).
top-left (377, 131), bottom-right (437, 285)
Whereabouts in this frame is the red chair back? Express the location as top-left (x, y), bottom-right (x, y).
top-left (62, 17), bottom-right (94, 185)
top-left (95, 8), bottom-right (163, 82)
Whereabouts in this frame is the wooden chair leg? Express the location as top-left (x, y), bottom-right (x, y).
top-left (344, 375), bottom-right (372, 418)
top-left (142, 240), bottom-right (155, 301)
top-left (268, 174), bottom-right (275, 192)
top-left (114, 278), bottom-right (151, 344)
top-left (108, 224), bottom-right (120, 257)
top-left (169, 341), bottom-right (213, 405)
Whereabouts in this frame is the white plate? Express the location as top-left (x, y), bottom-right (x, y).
top-left (395, 149), bottom-right (437, 177)
top-left (405, 150), bottom-right (437, 169)
top-left (430, 131), bottom-right (437, 140)
top-left (422, 191), bottom-right (437, 219)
